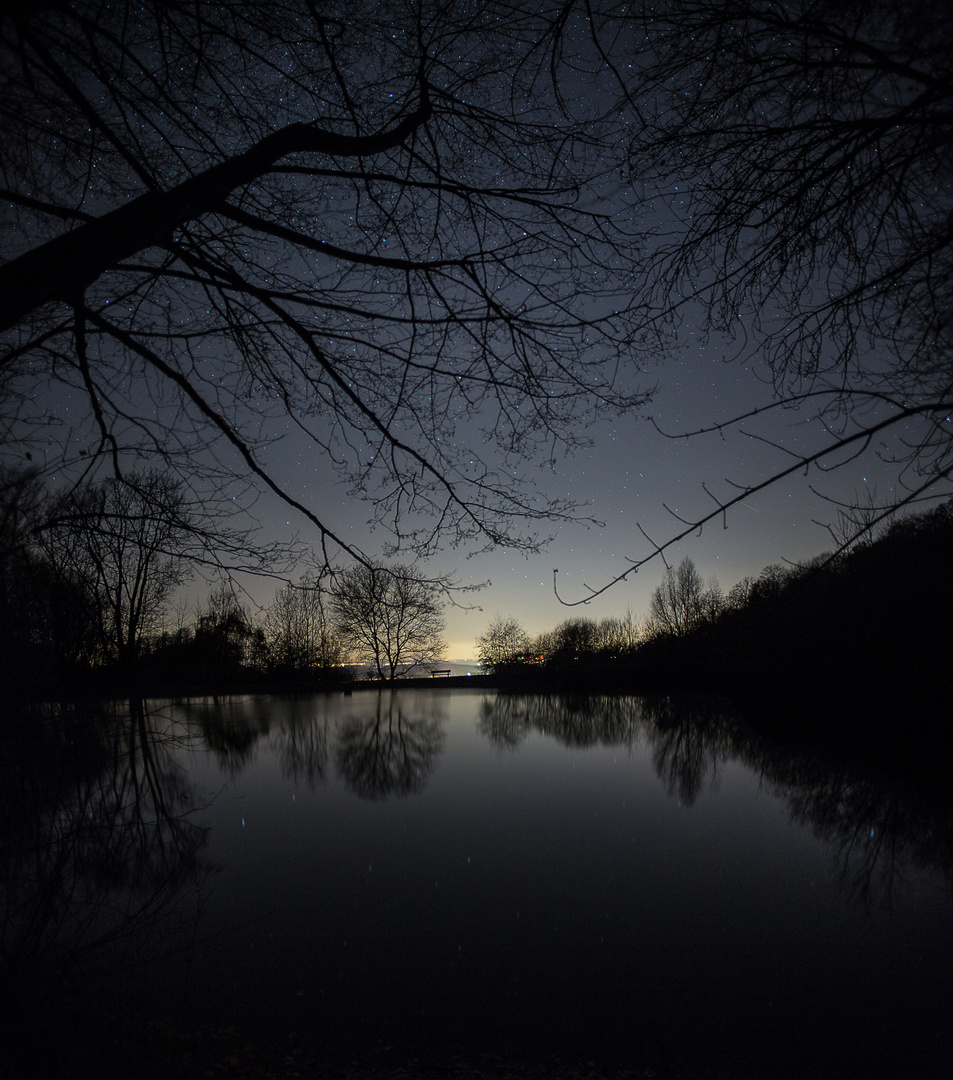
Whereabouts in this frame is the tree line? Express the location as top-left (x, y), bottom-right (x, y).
top-left (477, 555), bottom-right (772, 671)
top-left (8, 452), bottom-right (947, 720)
top-left (476, 499), bottom-right (953, 726)
top-left (1, 468), bottom-right (448, 693)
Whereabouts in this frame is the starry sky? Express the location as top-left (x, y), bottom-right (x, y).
top-left (243, 326), bottom-right (903, 660)
top-left (5, 2), bottom-right (939, 663)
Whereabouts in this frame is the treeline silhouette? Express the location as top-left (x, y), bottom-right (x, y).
top-left (0, 468), bottom-right (351, 696)
top-left (490, 500), bottom-right (953, 739)
top-left (2, 467), bottom-right (461, 695)
top-left (6, 453), bottom-right (949, 730)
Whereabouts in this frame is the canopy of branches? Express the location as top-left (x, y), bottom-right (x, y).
top-left (2, 1), bottom-right (950, 599)
top-left (0, 0), bottom-right (649, 568)
top-left (566, 0), bottom-right (953, 583)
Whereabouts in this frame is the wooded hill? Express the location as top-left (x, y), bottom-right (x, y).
top-left (503, 501), bottom-right (953, 738)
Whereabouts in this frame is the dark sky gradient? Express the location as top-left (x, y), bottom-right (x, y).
top-left (247, 328), bottom-right (905, 657)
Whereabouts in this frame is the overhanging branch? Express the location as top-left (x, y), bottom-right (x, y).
top-left (0, 85), bottom-right (431, 337)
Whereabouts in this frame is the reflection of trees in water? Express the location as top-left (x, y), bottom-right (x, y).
top-left (478, 693), bottom-right (644, 750)
top-left (769, 759), bottom-right (953, 905)
top-left (177, 695), bottom-right (338, 790)
top-left (639, 696), bottom-right (737, 807)
top-left (179, 695), bottom-right (330, 784)
top-left (179, 695), bottom-right (273, 774)
top-left (655, 703), bottom-right (953, 901)
top-left (0, 699), bottom-right (211, 1001)
top-left (334, 693), bottom-right (446, 800)
top-left (649, 699), bottom-right (953, 899)
top-left (477, 691), bottom-right (953, 902)
top-left (477, 694), bottom-right (533, 749)
top-left (480, 692), bottom-right (733, 805)
top-left (270, 697), bottom-right (332, 789)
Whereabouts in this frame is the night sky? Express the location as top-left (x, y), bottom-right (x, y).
top-left (4, 3), bottom-right (941, 661)
top-left (248, 326), bottom-right (904, 658)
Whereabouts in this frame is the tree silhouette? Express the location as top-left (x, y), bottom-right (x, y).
top-left (39, 470), bottom-right (194, 667)
top-left (9, 2), bottom-right (948, 600)
top-left (647, 558), bottom-right (707, 638)
top-left (331, 561), bottom-right (446, 679)
top-left (193, 583), bottom-right (265, 678)
top-left (0, 468), bottom-right (96, 685)
top-left (0, 2), bottom-right (649, 568)
top-left (555, 0), bottom-right (953, 602)
top-left (264, 573), bottom-right (345, 673)
top-left (475, 615), bottom-right (530, 671)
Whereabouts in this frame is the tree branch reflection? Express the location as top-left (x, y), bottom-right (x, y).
top-left (334, 693), bottom-right (446, 800)
top-left (271, 697), bottom-right (332, 790)
top-left (179, 695), bottom-right (273, 774)
top-left (783, 765), bottom-right (953, 905)
top-left (640, 696), bottom-right (735, 807)
top-left (0, 699), bottom-right (212, 1004)
top-left (478, 693), bottom-right (644, 751)
top-left (477, 692), bottom-right (953, 903)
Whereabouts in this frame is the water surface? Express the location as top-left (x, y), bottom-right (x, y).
top-left (4, 689), bottom-right (951, 1077)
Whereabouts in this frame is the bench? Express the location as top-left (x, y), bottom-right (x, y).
top-left (430, 668), bottom-right (451, 678)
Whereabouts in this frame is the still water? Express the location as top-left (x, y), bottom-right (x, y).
top-left (5, 689), bottom-right (952, 1077)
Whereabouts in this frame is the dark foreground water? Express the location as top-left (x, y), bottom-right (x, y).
top-left (3, 689), bottom-right (952, 1077)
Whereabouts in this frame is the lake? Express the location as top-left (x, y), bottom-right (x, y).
top-left (3, 688), bottom-right (952, 1078)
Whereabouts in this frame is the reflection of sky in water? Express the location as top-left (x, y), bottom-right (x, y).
top-left (143, 690), bottom-right (952, 1077)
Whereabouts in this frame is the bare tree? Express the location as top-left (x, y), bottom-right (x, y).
top-left (40, 471), bottom-right (193, 666)
top-left (12, 0), bottom-right (946, 610)
top-left (331, 562), bottom-right (446, 679)
top-left (555, 0), bottom-right (953, 603)
top-left (265, 573), bottom-right (344, 672)
top-left (727, 577), bottom-right (757, 612)
top-left (475, 614), bottom-right (530, 671)
top-left (195, 583), bottom-right (265, 671)
top-left (647, 557), bottom-right (707, 638)
top-left (594, 610), bottom-right (645, 652)
top-left (699, 575), bottom-right (726, 625)
top-left (550, 616), bottom-right (601, 657)
top-left (0, 2), bottom-right (650, 571)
